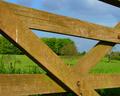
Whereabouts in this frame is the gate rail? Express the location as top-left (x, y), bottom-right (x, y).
top-left (0, 1), bottom-right (120, 96)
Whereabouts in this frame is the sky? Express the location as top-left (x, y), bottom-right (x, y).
top-left (3, 0), bottom-right (120, 52)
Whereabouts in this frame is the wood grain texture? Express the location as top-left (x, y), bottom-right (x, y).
top-left (73, 41), bottom-right (115, 74)
top-left (0, 74), bottom-right (65, 96)
top-left (0, 7), bottom-right (100, 96)
top-left (0, 1), bottom-right (120, 43)
top-left (0, 74), bottom-right (120, 95)
top-left (87, 74), bottom-right (120, 89)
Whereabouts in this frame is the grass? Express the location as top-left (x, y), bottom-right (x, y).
top-left (0, 54), bottom-right (120, 74)
top-left (0, 55), bottom-right (45, 74)
top-left (0, 55), bottom-right (84, 74)
top-left (91, 58), bottom-right (120, 74)
top-left (0, 54), bottom-right (120, 96)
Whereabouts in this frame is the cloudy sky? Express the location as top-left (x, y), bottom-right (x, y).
top-left (4, 0), bottom-right (120, 52)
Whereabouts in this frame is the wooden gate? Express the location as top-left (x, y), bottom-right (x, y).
top-left (0, 1), bottom-right (120, 96)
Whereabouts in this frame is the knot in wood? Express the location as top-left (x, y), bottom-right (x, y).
top-left (77, 81), bottom-right (83, 96)
top-left (118, 35), bottom-right (120, 39)
top-left (77, 81), bottom-right (81, 87)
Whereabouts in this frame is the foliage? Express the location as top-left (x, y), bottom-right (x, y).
top-left (0, 36), bottom-right (22, 54)
top-left (106, 51), bottom-right (120, 62)
top-left (60, 43), bottom-right (77, 55)
top-left (0, 54), bottom-right (45, 74)
top-left (78, 51), bottom-right (86, 56)
top-left (0, 36), bottom-right (78, 56)
top-left (41, 38), bottom-right (78, 55)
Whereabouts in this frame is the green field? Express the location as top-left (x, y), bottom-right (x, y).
top-left (0, 55), bottom-right (45, 74)
top-left (0, 54), bottom-right (120, 96)
top-left (0, 54), bottom-right (120, 74)
top-left (91, 58), bottom-right (120, 74)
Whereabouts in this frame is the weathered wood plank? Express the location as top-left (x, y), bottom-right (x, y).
top-left (73, 41), bottom-right (115, 74)
top-left (87, 74), bottom-right (120, 89)
top-left (0, 1), bottom-right (120, 43)
top-left (0, 74), bottom-right (66, 96)
top-left (0, 7), bottom-right (100, 96)
top-left (0, 74), bottom-right (120, 95)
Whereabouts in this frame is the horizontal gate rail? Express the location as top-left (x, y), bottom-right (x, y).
top-left (87, 74), bottom-right (120, 89)
top-left (0, 1), bottom-right (120, 43)
top-left (0, 74), bottom-right (120, 95)
top-left (0, 74), bottom-right (66, 96)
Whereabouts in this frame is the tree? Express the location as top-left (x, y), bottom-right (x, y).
top-left (60, 43), bottom-right (78, 56)
top-left (0, 36), bottom-right (78, 55)
top-left (42, 38), bottom-right (78, 56)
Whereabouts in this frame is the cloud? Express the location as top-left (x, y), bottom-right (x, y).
top-left (42, 0), bottom-right (105, 14)
top-left (41, 0), bottom-right (120, 26)
top-left (4, 0), bottom-right (120, 26)
top-left (42, 0), bottom-right (64, 11)
top-left (15, 0), bottom-right (34, 7)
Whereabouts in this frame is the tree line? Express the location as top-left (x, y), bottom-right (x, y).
top-left (0, 36), bottom-right (78, 56)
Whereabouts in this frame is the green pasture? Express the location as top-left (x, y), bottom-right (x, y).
top-left (0, 54), bottom-right (120, 96)
top-left (0, 54), bottom-right (120, 74)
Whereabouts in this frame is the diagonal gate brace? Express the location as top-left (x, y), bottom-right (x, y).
top-left (0, 6), bottom-right (100, 96)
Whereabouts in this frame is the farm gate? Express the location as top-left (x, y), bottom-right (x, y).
top-left (0, 1), bottom-right (120, 96)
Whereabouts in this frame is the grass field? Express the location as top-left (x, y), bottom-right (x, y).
top-left (0, 54), bottom-right (120, 74)
top-left (0, 54), bottom-right (120, 96)
top-left (91, 58), bottom-right (120, 74)
top-left (0, 55), bottom-right (45, 74)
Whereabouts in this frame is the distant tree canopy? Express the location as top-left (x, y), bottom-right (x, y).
top-left (42, 38), bottom-right (78, 55)
top-left (0, 36), bottom-right (78, 56)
